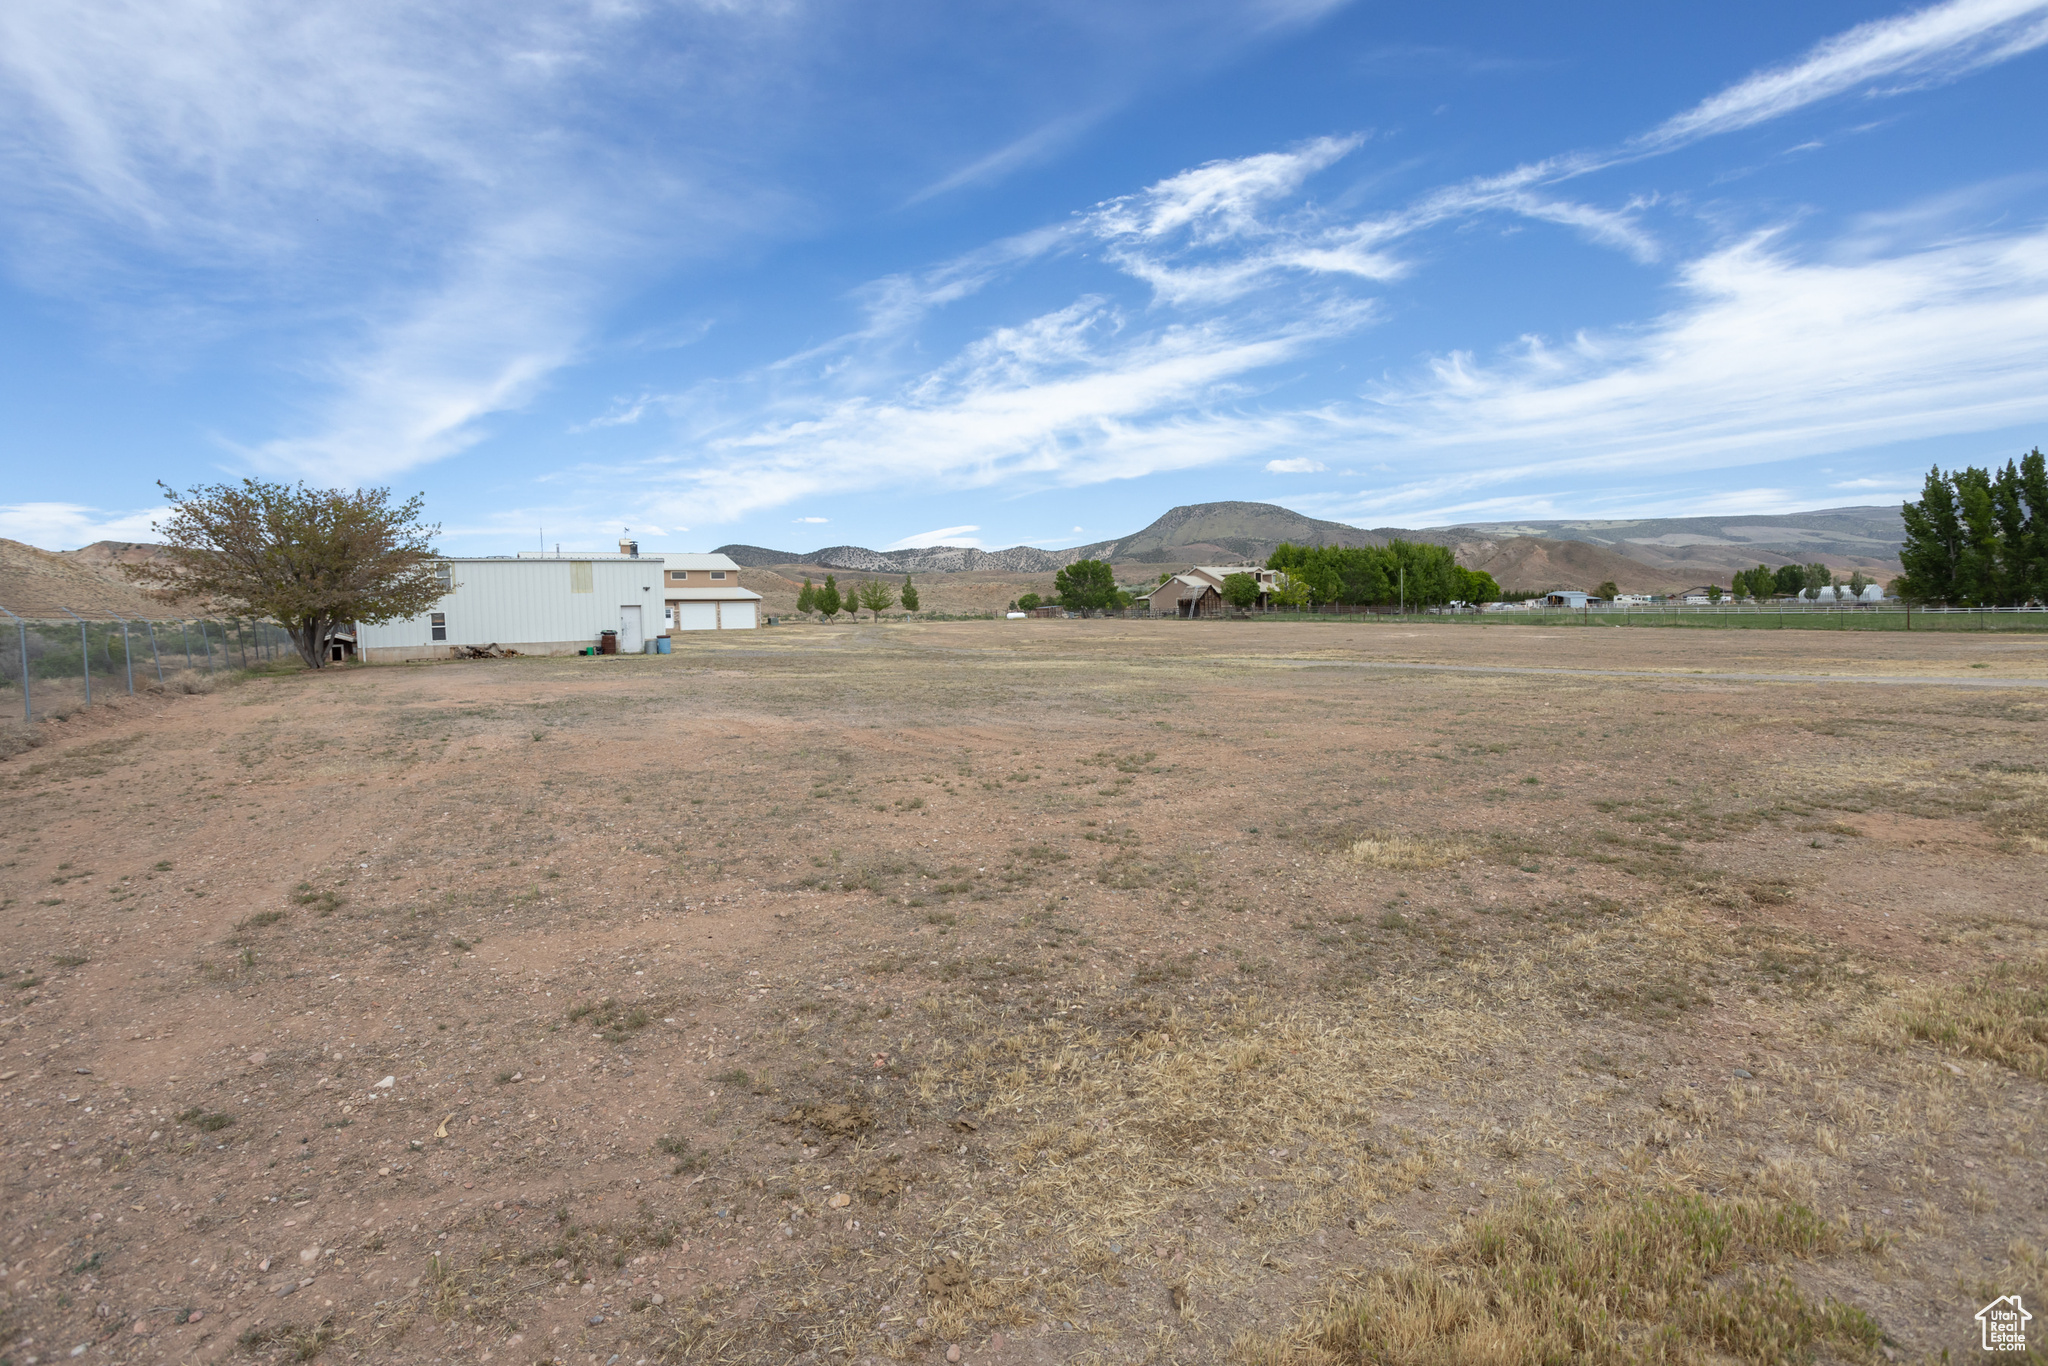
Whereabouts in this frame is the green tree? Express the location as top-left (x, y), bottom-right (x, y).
top-left (1737, 564), bottom-right (1773, 600)
top-left (1707, 584), bottom-right (1722, 604)
top-left (857, 578), bottom-right (894, 620)
top-left (1270, 572), bottom-right (1312, 610)
top-left (1594, 579), bottom-right (1619, 601)
top-left (1772, 563), bottom-right (1807, 597)
top-left (1845, 569), bottom-right (1870, 601)
top-left (816, 574), bottom-right (842, 619)
top-left (1016, 592), bottom-right (1042, 611)
top-left (1898, 466), bottom-right (1967, 603)
top-left (1453, 566), bottom-right (1500, 607)
top-left (796, 578), bottom-right (816, 614)
top-left (1053, 559), bottom-right (1118, 615)
top-left (1220, 571), bottom-right (1260, 613)
top-left (129, 479), bottom-right (442, 669)
top-left (899, 575), bottom-right (919, 613)
top-left (1802, 563), bottom-right (1832, 601)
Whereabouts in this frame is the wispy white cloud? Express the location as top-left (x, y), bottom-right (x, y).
top-left (887, 524), bottom-right (981, 549)
top-left (643, 294), bottom-right (1373, 523)
top-left (1830, 476), bottom-right (1919, 489)
top-left (614, 0), bottom-right (2048, 527)
top-left (907, 111), bottom-right (1109, 204)
top-left (1637, 0), bottom-right (2048, 151)
top-left (0, 0), bottom-right (795, 477)
top-left (1305, 226), bottom-right (2048, 519)
top-left (794, 516), bottom-right (829, 523)
top-left (0, 501), bottom-right (162, 549)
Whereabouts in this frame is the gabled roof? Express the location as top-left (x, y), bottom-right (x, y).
top-left (661, 554), bottom-right (743, 571)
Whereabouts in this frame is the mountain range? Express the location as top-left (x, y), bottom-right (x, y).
top-left (716, 501), bottom-right (1906, 591)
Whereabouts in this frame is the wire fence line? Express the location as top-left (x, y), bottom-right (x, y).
top-left (0, 608), bottom-right (299, 724)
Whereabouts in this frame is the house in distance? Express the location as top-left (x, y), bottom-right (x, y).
top-left (353, 542), bottom-right (761, 662)
top-left (1145, 565), bottom-right (1277, 617)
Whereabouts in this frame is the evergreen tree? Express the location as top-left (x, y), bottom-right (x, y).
top-left (796, 578), bottom-right (815, 614)
top-left (899, 575), bottom-right (919, 613)
top-left (817, 574), bottom-right (842, 619)
top-left (1898, 465), bottom-right (1968, 603)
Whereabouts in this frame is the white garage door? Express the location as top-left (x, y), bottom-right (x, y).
top-left (719, 602), bottom-right (757, 630)
top-left (674, 602), bottom-right (718, 632)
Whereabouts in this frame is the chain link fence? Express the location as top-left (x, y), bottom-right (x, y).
top-left (0, 608), bottom-right (299, 725)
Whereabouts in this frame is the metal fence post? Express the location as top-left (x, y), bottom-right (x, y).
top-left (180, 620), bottom-right (192, 670)
top-left (198, 619), bottom-right (215, 673)
top-left (111, 613), bottom-right (135, 694)
top-left (59, 607), bottom-right (90, 705)
top-left (144, 619), bottom-right (164, 684)
top-left (0, 605), bottom-right (26, 724)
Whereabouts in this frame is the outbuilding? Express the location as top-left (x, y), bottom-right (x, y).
top-left (352, 542), bottom-right (762, 662)
top-left (661, 553), bottom-right (764, 632)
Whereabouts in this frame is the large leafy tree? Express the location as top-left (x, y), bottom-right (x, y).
top-left (1265, 539), bottom-right (1462, 607)
top-left (1455, 567), bottom-right (1501, 606)
top-left (1054, 559), bottom-right (1118, 615)
top-left (1219, 571), bottom-right (1260, 612)
top-left (129, 479), bottom-right (442, 669)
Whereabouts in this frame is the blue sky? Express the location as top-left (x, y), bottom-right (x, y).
top-left (3, 0), bottom-right (2047, 555)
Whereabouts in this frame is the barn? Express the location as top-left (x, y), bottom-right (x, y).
top-left (352, 544), bottom-right (761, 662)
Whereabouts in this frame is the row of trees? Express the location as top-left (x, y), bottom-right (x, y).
top-left (1264, 541), bottom-right (1500, 608)
top-left (795, 574), bottom-right (920, 620)
top-left (1728, 563), bottom-right (1874, 602)
top-left (1896, 450), bottom-right (2048, 605)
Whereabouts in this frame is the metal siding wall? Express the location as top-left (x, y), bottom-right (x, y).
top-left (355, 558), bottom-right (666, 651)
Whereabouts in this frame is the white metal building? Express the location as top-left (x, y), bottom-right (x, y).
top-left (352, 547), bottom-right (761, 662)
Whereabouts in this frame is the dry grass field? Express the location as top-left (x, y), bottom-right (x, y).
top-left (3, 620), bottom-right (2045, 1366)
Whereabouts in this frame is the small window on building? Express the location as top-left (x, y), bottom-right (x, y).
top-left (434, 563), bottom-right (452, 591)
top-left (710, 570), bottom-right (727, 580)
top-left (430, 612), bottom-right (447, 642)
top-left (570, 561), bottom-right (594, 593)
top-left (668, 570), bottom-right (688, 582)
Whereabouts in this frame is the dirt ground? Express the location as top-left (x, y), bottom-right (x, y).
top-left (3, 619), bottom-right (2045, 1366)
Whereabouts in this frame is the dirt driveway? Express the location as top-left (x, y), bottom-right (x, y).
top-left (3, 619), bottom-right (2044, 1365)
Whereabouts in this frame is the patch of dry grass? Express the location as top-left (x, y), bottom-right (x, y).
top-left (1899, 956), bottom-right (2048, 1078)
top-left (1342, 833), bottom-right (1472, 871)
top-left (1234, 1191), bottom-right (1881, 1366)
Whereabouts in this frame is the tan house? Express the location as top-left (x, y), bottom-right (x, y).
top-left (661, 553), bottom-right (764, 631)
top-left (1145, 565), bottom-right (1276, 617)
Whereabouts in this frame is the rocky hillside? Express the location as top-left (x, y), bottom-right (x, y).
top-left (0, 539), bottom-right (189, 617)
top-left (1427, 507), bottom-right (1905, 580)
